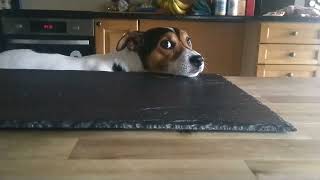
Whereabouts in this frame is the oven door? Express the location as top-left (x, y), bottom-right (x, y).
top-left (3, 37), bottom-right (95, 57)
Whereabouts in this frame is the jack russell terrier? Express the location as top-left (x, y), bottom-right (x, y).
top-left (0, 27), bottom-right (205, 77)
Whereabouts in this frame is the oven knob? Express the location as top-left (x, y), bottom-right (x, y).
top-left (15, 24), bottom-right (23, 29)
top-left (70, 50), bottom-right (82, 58)
top-left (72, 25), bottom-right (80, 31)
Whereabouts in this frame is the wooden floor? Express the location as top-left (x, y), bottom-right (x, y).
top-left (1, 77), bottom-right (320, 180)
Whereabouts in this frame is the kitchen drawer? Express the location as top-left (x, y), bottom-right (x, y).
top-left (260, 23), bottom-right (320, 44)
top-left (257, 65), bottom-right (319, 78)
top-left (258, 44), bottom-right (320, 65)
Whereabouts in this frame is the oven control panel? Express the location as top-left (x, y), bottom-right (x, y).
top-left (30, 21), bottom-right (67, 33)
top-left (1, 17), bottom-right (94, 36)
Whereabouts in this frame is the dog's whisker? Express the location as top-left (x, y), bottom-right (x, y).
top-left (204, 62), bottom-right (209, 69)
top-left (204, 63), bottom-right (209, 70)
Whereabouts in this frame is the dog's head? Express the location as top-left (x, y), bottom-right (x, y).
top-left (116, 27), bottom-right (204, 77)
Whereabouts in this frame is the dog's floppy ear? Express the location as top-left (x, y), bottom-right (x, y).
top-left (116, 31), bottom-right (144, 51)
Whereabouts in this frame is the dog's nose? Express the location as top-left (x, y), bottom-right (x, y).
top-left (189, 55), bottom-right (204, 68)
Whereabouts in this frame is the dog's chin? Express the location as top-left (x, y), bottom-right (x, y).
top-left (163, 61), bottom-right (204, 77)
top-left (186, 71), bottom-right (201, 77)
top-left (185, 65), bottom-right (204, 77)
top-left (185, 70), bottom-right (202, 77)
top-left (171, 67), bottom-right (204, 77)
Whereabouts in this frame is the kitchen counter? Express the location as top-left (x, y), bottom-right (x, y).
top-left (0, 76), bottom-right (319, 179)
top-left (2, 9), bottom-right (320, 23)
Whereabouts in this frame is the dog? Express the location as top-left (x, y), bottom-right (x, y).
top-left (0, 27), bottom-right (204, 77)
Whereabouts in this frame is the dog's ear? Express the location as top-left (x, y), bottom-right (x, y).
top-left (116, 31), bottom-right (144, 52)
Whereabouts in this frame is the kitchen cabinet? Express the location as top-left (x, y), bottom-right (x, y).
top-left (95, 19), bottom-right (138, 54)
top-left (140, 20), bottom-right (245, 75)
top-left (242, 22), bottom-right (320, 78)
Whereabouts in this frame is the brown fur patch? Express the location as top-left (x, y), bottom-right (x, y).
top-left (116, 31), bottom-right (144, 52)
top-left (145, 30), bottom-right (192, 72)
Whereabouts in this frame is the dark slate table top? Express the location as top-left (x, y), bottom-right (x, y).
top-left (0, 69), bottom-right (296, 132)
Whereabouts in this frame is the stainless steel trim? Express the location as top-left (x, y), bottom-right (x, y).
top-left (8, 39), bottom-right (90, 45)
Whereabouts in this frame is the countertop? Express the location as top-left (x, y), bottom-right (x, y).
top-left (2, 9), bottom-right (320, 23)
top-left (0, 76), bottom-right (319, 180)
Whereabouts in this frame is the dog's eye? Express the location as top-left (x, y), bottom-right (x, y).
top-left (160, 40), bottom-right (175, 49)
top-left (186, 37), bottom-right (192, 46)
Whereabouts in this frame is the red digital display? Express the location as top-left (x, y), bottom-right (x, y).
top-left (31, 21), bottom-right (66, 33)
top-left (43, 24), bottom-right (54, 30)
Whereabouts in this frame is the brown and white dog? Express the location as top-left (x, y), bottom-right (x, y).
top-left (0, 27), bottom-right (204, 77)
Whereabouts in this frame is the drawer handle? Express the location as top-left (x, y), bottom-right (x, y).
top-left (287, 73), bottom-right (294, 77)
top-left (290, 31), bottom-right (299, 36)
top-left (289, 52), bottom-right (297, 58)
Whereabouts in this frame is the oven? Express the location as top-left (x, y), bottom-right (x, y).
top-left (1, 17), bottom-right (95, 57)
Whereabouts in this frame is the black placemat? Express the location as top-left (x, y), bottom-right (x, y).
top-left (0, 69), bottom-right (296, 133)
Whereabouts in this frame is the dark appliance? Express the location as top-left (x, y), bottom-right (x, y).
top-left (0, 17), bottom-right (95, 57)
top-left (255, 0), bottom-right (298, 15)
top-left (11, 0), bottom-right (20, 10)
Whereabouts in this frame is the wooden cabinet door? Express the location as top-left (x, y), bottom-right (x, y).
top-left (95, 19), bottom-right (138, 54)
top-left (140, 20), bottom-right (244, 75)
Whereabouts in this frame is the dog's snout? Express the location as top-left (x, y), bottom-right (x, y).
top-left (189, 55), bottom-right (204, 68)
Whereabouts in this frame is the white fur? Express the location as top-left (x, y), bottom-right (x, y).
top-left (0, 45), bottom-right (204, 77)
top-left (168, 49), bottom-right (204, 77)
top-left (0, 49), bottom-right (144, 72)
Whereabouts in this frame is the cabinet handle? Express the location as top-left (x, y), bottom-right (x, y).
top-left (96, 21), bottom-right (102, 27)
top-left (316, 50), bottom-right (320, 61)
top-left (289, 52), bottom-right (296, 58)
top-left (290, 31), bottom-right (299, 36)
top-left (287, 72), bottom-right (294, 77)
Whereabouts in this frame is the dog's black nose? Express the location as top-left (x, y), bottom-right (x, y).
top-left (189, 55), bottom-right (204, 68)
